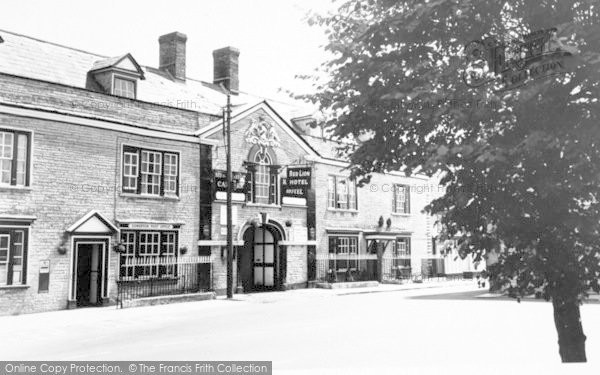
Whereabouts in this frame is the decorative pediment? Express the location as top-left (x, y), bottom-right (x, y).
top-left (245, 116), bottom-right (281, 152)
top-left (67, 210), bottom-right (119, 234)
top-left (89, 53), bottom-right (145, 79)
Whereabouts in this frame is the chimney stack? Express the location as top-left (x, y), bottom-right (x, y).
top-left (159, 32), bottom-right (187, 81)
top-left (213, 47), bottom-right (240, 94)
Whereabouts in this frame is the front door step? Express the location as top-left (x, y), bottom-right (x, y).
top-left (315, 281), bottom-right (380, 289)
top-left (120, 292), bottom-right (216, 309)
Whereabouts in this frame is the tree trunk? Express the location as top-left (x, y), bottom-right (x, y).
top-left (552, 297), bottom-right (587, 362)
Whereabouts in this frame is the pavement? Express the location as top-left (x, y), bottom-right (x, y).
top-left (1, 280), bottom-right (600, 375)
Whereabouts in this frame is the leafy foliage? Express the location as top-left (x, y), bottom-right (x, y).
top-left (307, 0), bottom-right (600, 302)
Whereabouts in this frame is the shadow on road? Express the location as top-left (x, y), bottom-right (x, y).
top-left (408, 290), bottom-right (600, 304)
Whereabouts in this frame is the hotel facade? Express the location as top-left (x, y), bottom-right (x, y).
top-left (0, 29), bottom-right (473, 315)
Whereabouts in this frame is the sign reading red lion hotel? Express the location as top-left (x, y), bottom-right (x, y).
top-left (463, 27), bottom-right (575, 91)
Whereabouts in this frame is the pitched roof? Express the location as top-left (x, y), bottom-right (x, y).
top-left (90, 53), bottom-right (145, 78)
top-left (300, 134), bottom-right (351, 161)
top-left (0, 29), bottom-right (252, 115)
top-left (0, 29), bottom-right (355, 162)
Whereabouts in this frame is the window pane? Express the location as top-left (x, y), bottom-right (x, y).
top-left (348, 180), bottom-right (357, 210)
top-left (164, 153), bottom-right (178, 194)
top-left (123, 152), bottom-right (138, 191)
top-left (327, 176), bottom-right (336, 208)
top-left (253, 152), bottom-right (271, 203)
top-left (0, 132), bottom-right (13, 184)
top-left (336, 178), bottom-right (348, 209)
top-left (395, 185), bottom-right (407, 213)
top-left (140, 151), bottom-right (161, 195)
top-left (0, 235), bottom-right (8, 264)
top-left (114, 78), bottom-right (135, 99)
top-left (16, 134), bottom-right (27, 186)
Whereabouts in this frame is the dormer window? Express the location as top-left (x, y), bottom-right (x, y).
top-left (88, 53), bottom-right (144, 99)
top-left (113, 77), bottom-right (136, 99)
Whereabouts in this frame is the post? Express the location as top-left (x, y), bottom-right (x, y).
top-left (225, 93), bottom-right (234, 299)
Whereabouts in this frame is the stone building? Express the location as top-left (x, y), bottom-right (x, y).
top-left (0, 28), bottom-right (454, 315)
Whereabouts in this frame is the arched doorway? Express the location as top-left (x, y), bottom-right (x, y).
top-left (239, 224), bottom-right (283, 292)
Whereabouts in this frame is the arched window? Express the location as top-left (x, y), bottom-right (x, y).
top-left (254, 151), bottom-right (272, 204)
top-left (247, 150), bottom-right (278, 204)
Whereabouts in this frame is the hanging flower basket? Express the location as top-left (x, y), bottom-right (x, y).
top-left (57, 246), bottom-right (67, 255)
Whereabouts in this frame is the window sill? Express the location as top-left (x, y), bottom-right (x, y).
top-left (0, 185), bottom-right (32, 192)
top-left (120, 193), bottom-right (180, 201)
top-left (214, 199), bottom-right (247, 205)
top-left (244, 203), bottom-right (282, 209)
top-left (0, 285), bottom-right (30, 290)
top-left (391, 212), bottom-right (411, 217)
top-left (281, 203), bottom-right (307, 209)
top-left (327, 208), bottom-right (359, 214)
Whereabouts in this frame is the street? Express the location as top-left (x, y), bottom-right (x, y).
top-left (1, 284), bottom-right (599, 374)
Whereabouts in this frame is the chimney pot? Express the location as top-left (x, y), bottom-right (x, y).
top-left (159, 32), bottom-right (187, 81)
top-left (213, 46), bottom-right (240, 94)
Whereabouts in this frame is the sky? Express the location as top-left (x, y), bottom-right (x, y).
top-left (0, 0), bottom-right (334, 104)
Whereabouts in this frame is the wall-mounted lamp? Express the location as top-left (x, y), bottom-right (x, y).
top-left (113, 242), bottom-right (126, 253)
top-left (56, 233), bottom-right (68, 255)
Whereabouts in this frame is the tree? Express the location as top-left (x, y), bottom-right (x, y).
top-left (306, 0), bottom-right (600, 363)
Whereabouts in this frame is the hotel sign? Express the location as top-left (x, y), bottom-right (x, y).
top-left (214, 170), bottom-right (249, 194)
top-left (281, 167), bottom-right (311, 198)
top-left (462, 27), bottom-right (574, 91)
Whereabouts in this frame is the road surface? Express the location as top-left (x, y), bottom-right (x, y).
top-left (1, 284), bottom-right (599, 374)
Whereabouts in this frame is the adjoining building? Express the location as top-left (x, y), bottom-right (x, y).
top-left (0, 29), bottom-right (476, 315)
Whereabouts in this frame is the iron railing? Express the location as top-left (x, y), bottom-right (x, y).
top-left (315, 253), bottom-right (381, 283)
top-left (315, 253), bottom-right (477, 283)
top-left (116, 256), bottom-right (212, 308)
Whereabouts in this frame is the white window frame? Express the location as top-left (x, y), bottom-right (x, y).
top-left (123, 152), bottom-right (139, 191)
top-left (0, 132), bottom-right (14, 185)
top-left (0, 229), bottom-right (28, 286)
top-left (163, 153), bottom-right (178, 195)
top-left (328, 175), bottom-right (358, 211)
top-left (120, 231), bottom-right (136, 278)
top-left (330, 235), bottom-right (359, 271)
top-left (254, 151), bottom-right (272, 203)
top-left (0, 234), bottom-right (9, 266)
top-left (327, 176), bottom-right (336, 208)
top-left (10, 231), bottom-right (24, 285)
top-left (394, 184), bottom-right (410, 214)
top-left (140, 150), bottom-right (162, 196)
top-left (120, 231), bottom-right (178, 280)
top-left (139, 231), bottom-right (160, 277)
top-left (15, 134), bottom-right (28, 186)
top-left (113, 76), bottom-right (136, 99)
top-left (0, 128), bottom-right (33, 188)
